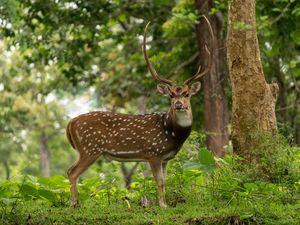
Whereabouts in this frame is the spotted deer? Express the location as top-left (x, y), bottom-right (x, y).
top-left (66, 16), bottom-right (214, 208)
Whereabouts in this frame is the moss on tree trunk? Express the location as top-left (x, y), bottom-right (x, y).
top-left (227, 0), bottom-right (279, 159)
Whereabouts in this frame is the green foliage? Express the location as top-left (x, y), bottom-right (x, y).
top-left (0, 140), bottom-right (299, 224)
top-left (246, 132), bottom-right (300, 184)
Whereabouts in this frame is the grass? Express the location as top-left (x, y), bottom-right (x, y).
top-left (1, 190), bottom-right (300, 225)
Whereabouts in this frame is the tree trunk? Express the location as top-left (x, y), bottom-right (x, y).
top-left (292, 89), bottom-right (300, 144)
top-left (227, 0), bottom-right (279, 159)
top-left (2, 160), bottom-right (10, 180)
top-left (195, 0), bottom-right (229, 157)
top-left (40, 132), bottom-right (50, 177)
top-left (270, 57), bottom-right (289, 122)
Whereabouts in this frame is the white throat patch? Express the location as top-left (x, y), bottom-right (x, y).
top-left (175, 111), bottom-right (192, 127)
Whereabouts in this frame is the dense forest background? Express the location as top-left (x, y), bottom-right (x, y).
top-left (0, 0), bottom-right (300, 224)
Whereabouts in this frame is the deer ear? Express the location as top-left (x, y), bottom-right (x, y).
top-left (157, 84), bottom-right (170, 96)
top-left (190, 82), bottom-right (201, 95)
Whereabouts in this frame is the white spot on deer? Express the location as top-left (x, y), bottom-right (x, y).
top-left (83, 122), bottom-right (87, 125)
top-left (165, 131), bottom-right (168, 135)
top-left (152, 142), bottom-right (157, 145)
top-left (172, 132), bottom-right (175, 137)
top-left (88, 143), bottom-right (91, 146)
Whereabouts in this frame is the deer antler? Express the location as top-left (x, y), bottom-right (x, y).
top-left (183, 15), bottom-right (215, 85)
top-left (143, 22), bottom-right (175, 86)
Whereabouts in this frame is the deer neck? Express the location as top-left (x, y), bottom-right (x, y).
top-left (165, 109), bottom-right (193, 138)
top-left (168, 108), bottom-right (193, 128)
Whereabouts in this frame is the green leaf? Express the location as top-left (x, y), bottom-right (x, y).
top-left (240, 213), bottom-right (253, 220)
top-left (38, 188), bottom-right (57, 202)
top-left (199, 149), bottom-right (215, 166)
top-left (183, 162), bottom-right (202, 170)
top-left (20, 183), bottom-right (39, 198)
top-left (38, 176), bottom-right (68, 188)
top-left (244, 183), bottom-right (258, 192)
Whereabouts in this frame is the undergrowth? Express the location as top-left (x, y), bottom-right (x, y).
top-left (0, 133), bottom-right (299, 225)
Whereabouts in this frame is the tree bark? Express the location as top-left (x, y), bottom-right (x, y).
top-left (40, 131), bottom-right (50, 177)
top-left (195, 0), bottom-right (229, 157)
top-left (270, 57), bottom-right (289, 122)
top-left (292, 89), bottom-right (300, 144)
top-left (227, 0), bottom-right (279, 158)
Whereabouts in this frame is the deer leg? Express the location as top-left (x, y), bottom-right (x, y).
top-left (149, 159), bottom-right (166, 208)
top-left (162, 161), bottom-right (168, 181)
top-left (67, 155), bottom-right (99, 207)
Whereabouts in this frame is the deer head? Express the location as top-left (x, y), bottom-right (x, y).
top-left (143, 15), bottom-right (214, 128)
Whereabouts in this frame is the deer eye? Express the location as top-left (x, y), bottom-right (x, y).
top-left (169, 93), bottom-right (175, 98)
top-left (182, 92), bottom-right (189, 97)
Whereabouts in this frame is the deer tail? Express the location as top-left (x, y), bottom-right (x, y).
top-left (66, 120), bottom-right (76, 150)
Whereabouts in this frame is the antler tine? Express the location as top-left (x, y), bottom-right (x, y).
top-left (183, 15), bottom-right (214, 85)
top-left (143, 22), bottom-right (175, 86)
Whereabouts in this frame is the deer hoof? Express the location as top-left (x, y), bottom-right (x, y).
top-left (140, 196), bottom-right (150, 208)
top-left (159, 201), bottom-right (167, 208)
top-left (71, 200), bottom-right (80, 208)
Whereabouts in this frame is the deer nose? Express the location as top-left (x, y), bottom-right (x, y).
top-left (175, 101), bottom-right (183, 109)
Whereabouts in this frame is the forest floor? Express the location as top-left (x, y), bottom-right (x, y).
top-left (1, 144), bottom-right (300, 225)
top-left (1, 196), bottom-right (300, 225)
